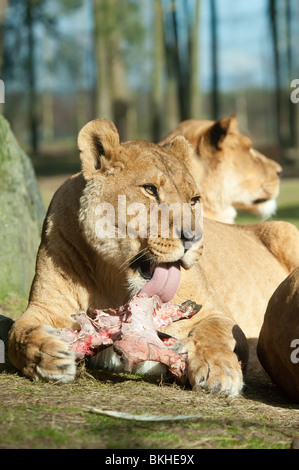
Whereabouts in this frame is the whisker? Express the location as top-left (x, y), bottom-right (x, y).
top-left (118, 247), bottom-right (149, 274)
top-left (132, 247), bottom-right (150, 264)
top-left (118, 250), bottom-right (143, 272)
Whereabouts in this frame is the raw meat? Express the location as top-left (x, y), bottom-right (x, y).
top-left (58, 294), bottom-right (201, 378)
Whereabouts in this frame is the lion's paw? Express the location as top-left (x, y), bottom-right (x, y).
top-left (185, 342), bottom-right (243, 396)
top-left (19, 325), bottom-right (77, 383)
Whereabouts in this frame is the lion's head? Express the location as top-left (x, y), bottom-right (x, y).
top-left (160, 115), bottom-right (282, 224)
top-left (76, 118), bottom-right (203, 304)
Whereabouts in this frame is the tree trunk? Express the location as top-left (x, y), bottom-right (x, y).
top-left (93, 0), bottom-right (129, 140)
top-left (110, 20), bottom-right (129, 141)
top-left (112, 58), bottom-right (129, 141)
top-left (189, 0), bottom-right (201, 118)
top-left (286, 0), bottom-right (295, 148)
top-left (93, 0), bottom-right (113, 120)
top-left (269, 0), bottom-right (283, 151)
top-left (0, 0), bottom-right (8, 116)
top-left (42, 91), bottom-right (54, 141)
top-left (161, 0), bottom-right (182, 127)
top-left (210, 0), bottom-right (219, 119)
top-left (151, 0), bottom-right (164, 142)
top-left (0, 0), bottom-right (8, 78)
top-left (296, 2), bottom-right (299, 151)
top-left (171, 0), bottom-right (189, 121)
top-left (26, 0), bottom-right (39, 155)
top-left (42, 35), bottom-right (54, 141)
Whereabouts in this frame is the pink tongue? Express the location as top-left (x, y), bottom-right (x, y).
top-left (139, 262), bottom-right (181, 303)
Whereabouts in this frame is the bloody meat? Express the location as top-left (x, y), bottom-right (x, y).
top-left (58, 294), bottom-right (201, 378)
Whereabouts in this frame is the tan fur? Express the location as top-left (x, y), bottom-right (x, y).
top-left (8, 118), bottom-right (299, 396)
top-left (257, 267), bottom-right (299, 402)
top-left (160, 116), bottom-right (282, 223)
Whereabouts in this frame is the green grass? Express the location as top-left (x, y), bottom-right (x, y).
top-left (236, 178), bottom-right (299, 228)
top-left (0, 368), bottom-right (298, 449)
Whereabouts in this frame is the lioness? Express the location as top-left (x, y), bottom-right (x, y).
top-left (159, 115), bottom-right (282, 223)
top-left (257, 267), bottom-right (299, 402)
top-left (8, 119), bottom-right (299, 396)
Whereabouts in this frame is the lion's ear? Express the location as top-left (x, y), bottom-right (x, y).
top-left (77, 118), bottom-right (120, 179)
top-left (162, 135), bottom-right (194, 165)
top-left (198, 115), bottom-right (238, 152)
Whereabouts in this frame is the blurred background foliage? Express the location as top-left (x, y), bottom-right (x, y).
top-left (0, 0), bottom-right (299, 175)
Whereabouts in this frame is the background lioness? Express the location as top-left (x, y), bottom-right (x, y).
top-left (8, 119), bottom-right (299, 397)
top-left (160, 115), bottom-right (282, 224)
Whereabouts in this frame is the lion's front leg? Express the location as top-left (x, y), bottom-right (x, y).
top-left (176, 315), bottom-right (247, 396)
top-left (8, 307), bottom-right (77, 383)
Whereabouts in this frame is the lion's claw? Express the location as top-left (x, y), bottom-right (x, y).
top-left (186, 341), bottom-right (244, 396)
top-left (11, 324), bottom-right (77, 383)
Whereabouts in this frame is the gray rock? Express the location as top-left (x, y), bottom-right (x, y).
top-left (0, 115), bottom-right (45, 297)
top-left (0, 315), bottom-right (14, 366)
top-left (0, 315), bottom-right (14, 342)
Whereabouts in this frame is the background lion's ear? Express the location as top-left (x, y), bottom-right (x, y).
top-left (77, 118), bottom-right (120, 178)
top-left (198, 115), bottom-right (238, 153)
top-left (162, 135), bottom-right (194, 165)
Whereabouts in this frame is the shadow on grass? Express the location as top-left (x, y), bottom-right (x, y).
top-left (85, 363), bottom-right (177, 387)
top-left (2, 357), bottom-right (298, 413)
top-left (0, 358), bottom-right (176, 388)
top-left (242, 370), bottom-right (299, 409)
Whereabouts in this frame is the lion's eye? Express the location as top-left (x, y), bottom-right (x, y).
top-left (191, 195), bottom-right (201, 206)
top-left (142, 184), bottom-right (160, 201)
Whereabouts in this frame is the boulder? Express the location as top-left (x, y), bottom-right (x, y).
top-left (0, 315), bottom-right (14, 365)
top-left (257, 267), bottom-right (299, 402)
top-left (0, 115), bottom-right (45, 297)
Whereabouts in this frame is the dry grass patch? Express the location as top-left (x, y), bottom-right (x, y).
top-left (0, 361), bottom-right (298, 449)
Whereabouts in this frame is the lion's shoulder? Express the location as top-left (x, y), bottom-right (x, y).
top-left (236, 221), bottom-right (299, 273)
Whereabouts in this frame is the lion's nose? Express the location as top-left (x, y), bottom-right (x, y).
top-left (181, 229), bottom-right (195, 243)
top-left (180, 229), bottom-right (197, 251)
top-left (174, 227), bottom-right (202, 251)
top-left (277, 168), bottom-right (283, 177)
